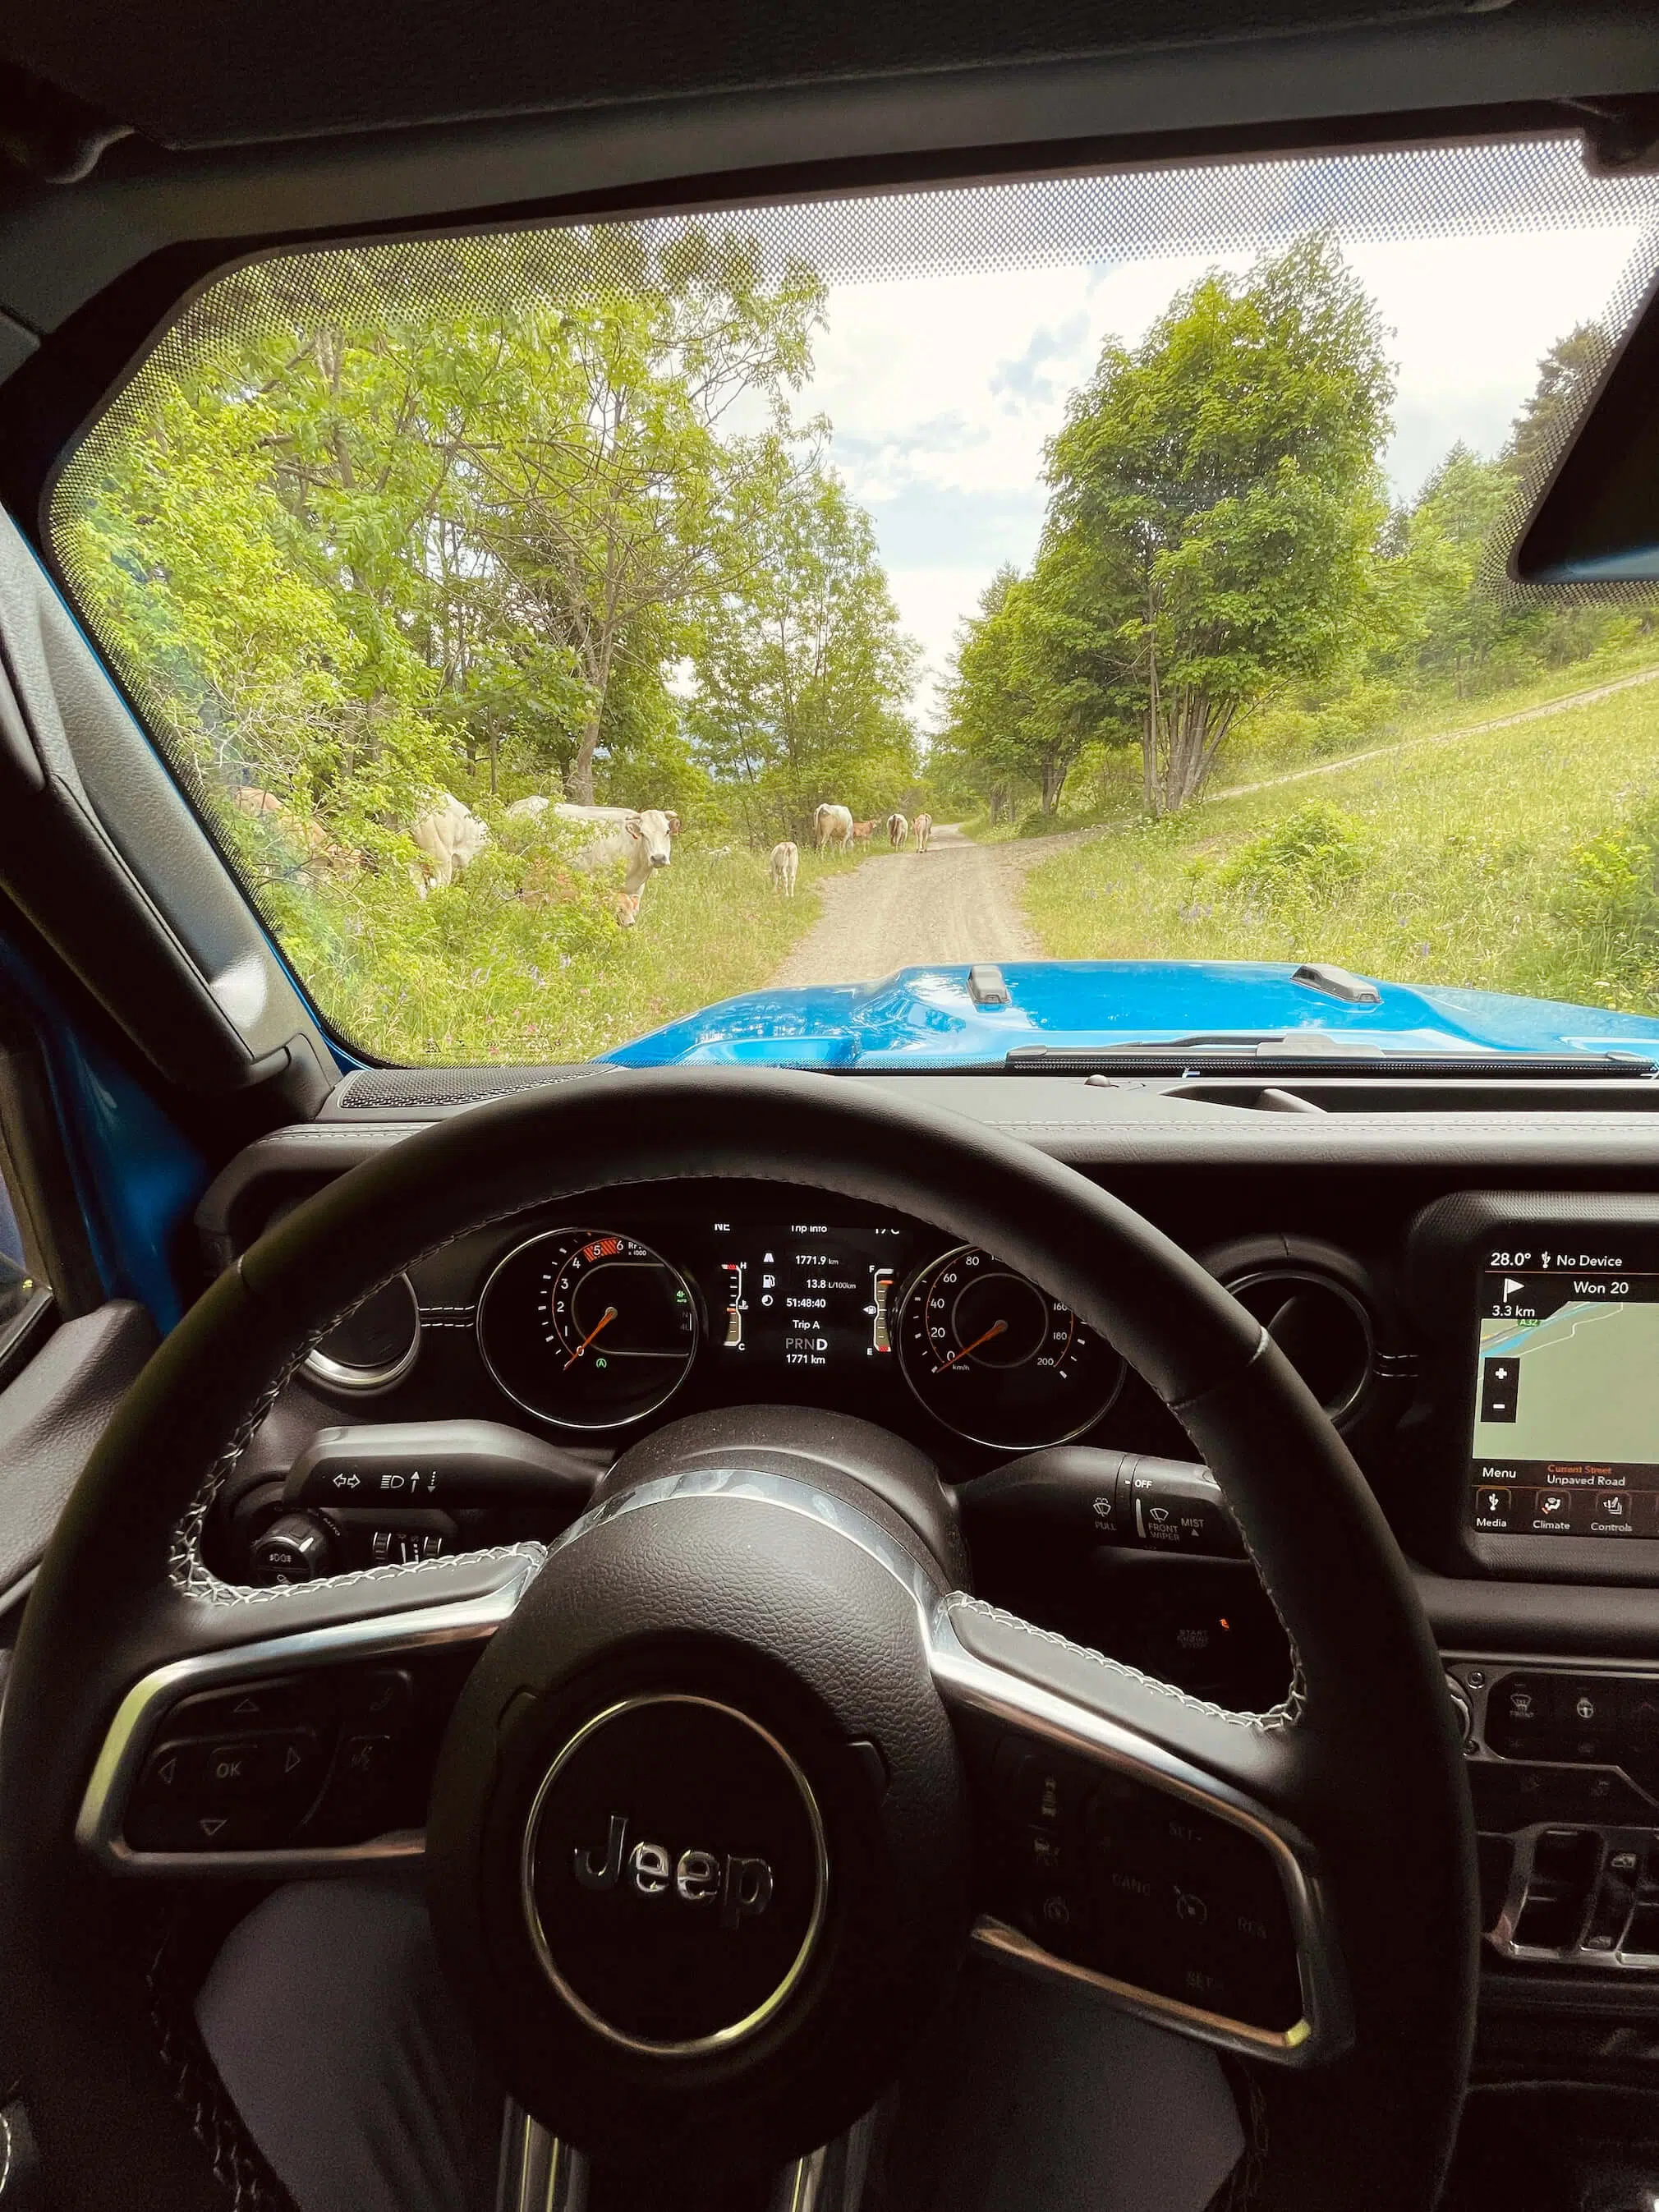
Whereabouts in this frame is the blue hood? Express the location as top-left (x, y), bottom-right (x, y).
top-left (606, 960), bottom-right (1659, 1069)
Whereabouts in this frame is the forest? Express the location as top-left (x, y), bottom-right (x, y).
top-left (935, 237), bottom-right (1639, 829)
top-left (49, 221), bottom-right (1655, 1058)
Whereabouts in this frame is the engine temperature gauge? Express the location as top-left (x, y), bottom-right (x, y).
top-left (897, 1244), bottom-right (1124, 1449)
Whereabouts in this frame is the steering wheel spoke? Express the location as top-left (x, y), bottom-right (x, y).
top-left (931, 1593), bottom-right (1352, 2067)
top-left (76, 1553), bottom-right (533, 1875)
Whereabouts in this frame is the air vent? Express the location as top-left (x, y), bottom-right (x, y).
top-left (301, 1273), bottom-right (421, 1396)
top-left (1225, 1267), bottom-right (1374, 1426)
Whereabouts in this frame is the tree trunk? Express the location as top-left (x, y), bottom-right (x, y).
top-left (1142, 573), bottom-right (1162, 816)
top-left (568, 717), bottom-right (601, 804)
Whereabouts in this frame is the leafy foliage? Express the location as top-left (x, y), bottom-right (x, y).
top-left (687, 452), bottom-right (921, 840)
top-left (1211, 802), bottom-right (1369, 907)
top-left (55, 224), bottom-right (928, 1055)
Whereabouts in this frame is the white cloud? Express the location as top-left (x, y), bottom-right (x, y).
top-left (788, 225), bottom-right (1651, 713)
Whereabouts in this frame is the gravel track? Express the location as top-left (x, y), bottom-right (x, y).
top-left (768, 823), bottom-right (1082, 986)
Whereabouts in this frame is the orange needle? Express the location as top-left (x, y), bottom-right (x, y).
top-left (564, 1305), bottom-right (618, 1370)
top-left (936, 1318), bottom-right (1007, 1373)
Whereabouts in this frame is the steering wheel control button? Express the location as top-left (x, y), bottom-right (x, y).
top-left (522, 1695), bottom-right (827, 2053)
top-left (975, 1740), bottom-right (1304, 2036)
top-left (137, 1741), bottom-right (206, 1800)
top-left (168, 1676), bottom-right (312, 1733)
top-left (109, 1642), bottom-right (488, 1858)
top-left (341, 1666), bottom-right (416, 1727)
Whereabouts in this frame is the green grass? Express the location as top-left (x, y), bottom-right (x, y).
top-left (273, 836), bottom-right (840, 1063)
top-left (1022, 670), bottom-right (1659, 1015)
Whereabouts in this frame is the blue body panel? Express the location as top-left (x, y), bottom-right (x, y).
top-left (0, 938), bottom-right (204, 1329)
top-left (607, 959), bottom-right (1659, 1068)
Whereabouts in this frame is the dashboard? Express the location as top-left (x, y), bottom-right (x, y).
top-left (193, 1069), bottom-right (1659, 2049)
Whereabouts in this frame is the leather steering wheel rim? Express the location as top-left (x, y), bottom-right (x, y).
top-left (0, 1067), bottom-right (1477, 2211)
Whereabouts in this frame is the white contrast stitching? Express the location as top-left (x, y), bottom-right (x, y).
top-left (943, 1593), bottom-right (1303, 1732)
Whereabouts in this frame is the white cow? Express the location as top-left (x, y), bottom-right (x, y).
top-left (886, 812), bottom-right (909, 849)
top-left (509, 795), bottom-right (680, 834)
top-left (769, 839), bottom-right (799, 897)
top-left (912, 812), bottom-right (934, 853)
top-left (814, 803), bottom-right (853, 853)
top-left (553, 802), bottom-right (675, 926)
top-left (410, 793), bottom-right (489, 894)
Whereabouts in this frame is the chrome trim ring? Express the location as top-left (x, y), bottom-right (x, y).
top-left (1221, 1267), bottom-right (1373, 1428)
top-left (301, 1272), bottom-right (422, 1396)
top-left (520, 1692), bottom-right (830, 2056)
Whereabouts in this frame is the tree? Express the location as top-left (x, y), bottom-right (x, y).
top-left (1367, 444), bottom-right (1518, 696)
top-left (940, 550), bottom-right (1120, 821)
top-left (455, 234), bottom-right (825, 801)
top-left (59, 366), bottom-right (450, 874)
top-left (1504, 322), bottom-right (1606, 488)
top-left (1041, 233), bottom-right (1394, 812)
top-left (70, 228), bottom-right (837, 839)
top-left (686, 450), bottom-right (920, 839)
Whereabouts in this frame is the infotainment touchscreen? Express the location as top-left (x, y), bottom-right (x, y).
top-left (1469, 1233), bottom-right (1659, 1538)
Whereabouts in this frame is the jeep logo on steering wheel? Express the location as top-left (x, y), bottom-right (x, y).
top-left (573, 1811), bottom-right (774, 1928)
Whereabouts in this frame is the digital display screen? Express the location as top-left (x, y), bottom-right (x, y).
top-left (1470, 1233), bottom-right (1659, 1538)
top-left (700, 1219), bottom-right (911, 1369)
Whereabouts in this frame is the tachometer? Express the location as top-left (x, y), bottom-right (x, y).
top-left (897, 1244), bottom-right (1124, 1449)
top-left (477, 1228), bottom-right (699, 1429)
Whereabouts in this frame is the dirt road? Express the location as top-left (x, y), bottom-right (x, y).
top-left (770, 822), bottom-right (1077, 986)
top-left (768, 665), bottom-right (1659, 989)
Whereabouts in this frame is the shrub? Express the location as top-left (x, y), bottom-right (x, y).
top-left (1214, 802), bottom-right (1369, 907)
top-left (1555, 796), bottom-right (1659, 1003)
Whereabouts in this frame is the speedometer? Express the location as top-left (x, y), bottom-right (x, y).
top-left (477, 1228), bottom-right (699, 1429)
top-left (897, 1244), bottom-right (1124, 1449)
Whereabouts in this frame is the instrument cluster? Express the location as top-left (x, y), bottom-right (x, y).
top-left (305, 1190), bottom-right (1128, 1456)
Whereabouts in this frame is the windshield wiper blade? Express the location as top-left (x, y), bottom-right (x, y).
top-left (1005, 1045), bottom-right (1657, 1078)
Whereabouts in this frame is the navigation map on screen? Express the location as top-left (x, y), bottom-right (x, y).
top-left (1469, 1237), bottom-right (1659, 1538)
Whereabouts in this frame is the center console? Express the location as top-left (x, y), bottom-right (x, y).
top-left (1449, 1656), bottom-right (1659, 1971)
top-left (1399, 1197), bottom-right (1659, 1984)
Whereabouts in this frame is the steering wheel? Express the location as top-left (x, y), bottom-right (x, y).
top-left (0, 1069), bottom-right (1476, 2211)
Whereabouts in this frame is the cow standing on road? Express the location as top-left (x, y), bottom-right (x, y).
top-left (912, 812), bottom-right (934, 853)
top-left (814, 803), bottom-right (853, 853)
top-left (887, 812), bottom-right (909, 849)
top-left (769, 840), bottom-right (799, 897)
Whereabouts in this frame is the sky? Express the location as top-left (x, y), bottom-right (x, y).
top-left (793, 224), bottom-right (1648, 721)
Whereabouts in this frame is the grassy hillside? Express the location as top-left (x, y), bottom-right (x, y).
top-left (1022, 669), bottom-right (1659, 1015)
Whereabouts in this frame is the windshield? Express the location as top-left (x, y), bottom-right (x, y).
top-left (48, 139), bottom-right (1659, 1067)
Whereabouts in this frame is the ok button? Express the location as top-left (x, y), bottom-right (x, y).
top-left (205, 1738), bottom-right (264, 1791)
